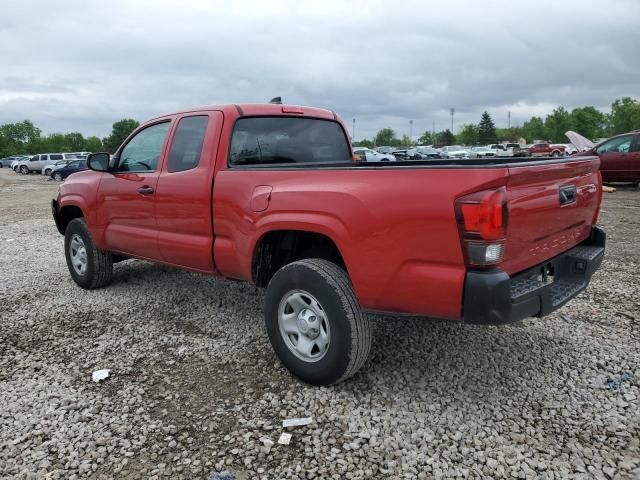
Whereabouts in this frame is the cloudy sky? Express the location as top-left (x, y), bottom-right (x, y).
top-left (1, 0), bottom-right (639, 140)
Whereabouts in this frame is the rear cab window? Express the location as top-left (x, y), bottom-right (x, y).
top-left (167, 116), bottom-right (208, 172)
top-left (229, 116), bottom-right (352, 167)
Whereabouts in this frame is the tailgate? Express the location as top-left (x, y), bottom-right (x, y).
top-left (501, 157), bottom-right (601, 275)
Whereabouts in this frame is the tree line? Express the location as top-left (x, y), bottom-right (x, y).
top-left (0, 118), bottom-right (140, 158)
top-left (355, 96), bottom-right (640, 148)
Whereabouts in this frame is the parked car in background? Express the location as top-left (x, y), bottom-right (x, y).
top-left (374, 146), bottom-right (393, 154)
top-left (440, 145), bottom-right (469, 159)
top-left (490, 145), bottom-right (514, 157)
top-left (528, 143), bottom-right (566, 157)
top-left (43, 160), bottom-right (73, 176)
top-left (415, 146), bottom-right (441, 158)
top-left (469, 146), bottom-right (495, 158)
top-left (51, 159), bottom-right (87, 181)
top-left (581, 131), bottom-right (640, 184)
top-left (353, 148), bottom-right (396, 162)
top-left (1, 155), bottom-right (28, 168)
top-left (559, 143), bottom-right (578, 155)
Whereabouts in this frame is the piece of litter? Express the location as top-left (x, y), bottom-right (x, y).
top-left (277, 432), bottom-right (292, 445)
top-left (92, 369), bottom-right (110, 383)
top-left (282, 417), bottom-right (312, 428)
top-left (260, 437), bottom-right (274, 448)
top-left (209, 471), bottom-right (235, 480)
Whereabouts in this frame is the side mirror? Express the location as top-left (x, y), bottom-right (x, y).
top-left (87, 152), bottom-right (110, 172)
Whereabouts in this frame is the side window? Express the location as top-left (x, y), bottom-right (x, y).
top-left (596, 135), bottom-right (633, 155)
top-left (117, 122), bottom-right (171, 172)
top-left (50, 154), bottom-right (63, 160)
top-left (632, 135), bottom-right (640, 152)
top-left (167, 116), bottom-right (208, 173)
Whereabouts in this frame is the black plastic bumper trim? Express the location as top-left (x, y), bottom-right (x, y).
top-left (463, 227), bottom-right (606, 325)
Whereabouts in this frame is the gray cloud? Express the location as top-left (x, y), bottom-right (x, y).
top-left (1, 0), bottom-right (638, 140)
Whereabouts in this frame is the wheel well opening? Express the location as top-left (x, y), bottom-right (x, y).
top-left (252, 230), bottom-right (347, 288)
top-left (59, 206), bottom-right (84, 233)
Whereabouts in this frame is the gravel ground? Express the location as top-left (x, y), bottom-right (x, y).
top-left (1, 168), bottom-right (639, 479)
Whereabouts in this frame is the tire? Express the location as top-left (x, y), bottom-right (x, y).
top-left (44, 169), bottom-right (52, 176)
top-left (64, 218), bottom-right (113, 289)
top-left (53, 172), bottom-right (63, 182)
top-left (551, 150), bottom-right (561, 157)
top-left (264, 259), bottom-right (372, 385)
top-left (20, 165), bottom-right (29, 174)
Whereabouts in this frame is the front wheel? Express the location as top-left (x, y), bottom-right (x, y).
top-left (20, 165), bottom-right (29, 174)
top-left (53, 172), bottom-right (63, 181)
top-left (44, 169), bottom-right (52, 176)
top-left (64, 218), bottom-right (113, 289)
top-left (264, 259), bottom-right (372, 385)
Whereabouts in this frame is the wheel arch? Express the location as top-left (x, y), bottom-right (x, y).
top-left (251, 229), bottom-right (348, 288)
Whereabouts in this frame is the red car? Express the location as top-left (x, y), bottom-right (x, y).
top-left (585, 131), bottom-right (640, 184)
top-left (51, 102), bottom-right (605, 385)
top-left (528, 143), bottom-right (567, 157)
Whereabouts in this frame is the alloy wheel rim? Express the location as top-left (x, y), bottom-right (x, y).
top-left (278, 289), bottom-right (330, 363)
top-left (69, 234), bottom-right (88, 275)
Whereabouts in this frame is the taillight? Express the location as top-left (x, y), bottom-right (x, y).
top-left (455, 188), bottom-right (508, 267)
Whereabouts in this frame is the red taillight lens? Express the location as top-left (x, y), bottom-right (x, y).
top-left (455, 188), bottom-right (508, 267)
top-left (458, 189), bottom-right (506, 240)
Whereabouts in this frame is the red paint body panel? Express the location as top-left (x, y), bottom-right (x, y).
top-left (55, 103), bottom-right (603, 321)
top-left (528, 143), bottom-right (566, 157)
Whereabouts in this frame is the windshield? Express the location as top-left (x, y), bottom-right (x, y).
top-left (230, 117), bottom-right (351, 166)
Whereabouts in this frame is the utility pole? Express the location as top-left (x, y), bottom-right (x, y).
top-left (508, 111), bottom-right (511, 129)
top-left (449, 108), bottom-right (455, 133)
top-left (432, 120), bottom-right (435, 136)
top-left (352, 118), bottom-right (356, 140)
top-left (409, 119), bottom-right (413, 138)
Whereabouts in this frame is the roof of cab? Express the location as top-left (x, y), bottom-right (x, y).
top-left (145, 103), bottom-right (338, 124)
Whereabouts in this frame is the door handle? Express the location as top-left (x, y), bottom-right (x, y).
top-left (137, 186), bottom-right (155, 195)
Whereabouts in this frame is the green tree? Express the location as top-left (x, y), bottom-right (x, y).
top-left (63, 132), bottom-right (85, 151)
top-left (417, 130), bottom-right (435, 145)
top-left (570, 106), bottom-right (605, 141)
top-left (103, 118), bottom-right (140, 153)
top-left (495, 126), bottom-right (525, 143)
top-left (521, 116), bottom-right (546, 143)
top-left (458, 124), bottom-right (479, 146)
top-left (374, 128), bottom-right (397, 147)
top-left (608, 97), bottom-right (640, 135)
top-left (400, 134), bottom-right (413, 146)
top-left (83, 136), bottom-right (104, 152)
top-left (435, 129), bottom-right (455, 147)
top-left (478, 111), bottom-right (497, 145)
top-left (544, 107), bottom-right (572, 143)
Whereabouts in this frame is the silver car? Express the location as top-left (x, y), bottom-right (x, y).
top-left (15, 153), bottom-right (76, 174)
top-left (353, 148), bottom-right (396, 162)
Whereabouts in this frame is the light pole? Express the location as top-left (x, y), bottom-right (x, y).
top-left (508, 111), bottom-right (511, 129)
top-left (449, 108), bottom-right (455, 133)
top-left (352, 118), bottom-right (356, 140)
top-left (409, 119), bottom-right (413, 139)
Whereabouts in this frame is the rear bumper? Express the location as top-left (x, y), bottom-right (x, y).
top-left (463, 227), bottom-right (605, 325)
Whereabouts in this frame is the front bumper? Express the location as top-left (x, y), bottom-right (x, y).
top-left (51, 199), bottom-right (64, 235)
top-left (463, 227), bottom-right (605, 325)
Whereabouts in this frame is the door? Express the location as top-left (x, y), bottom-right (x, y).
top-left (97, 121), bottom-right (172, 260)
top-left (629, 135), bottom-right (640, 182)
top-left (29, 154), bottom-right (45, 171)
top-left (155, 112), bottom-right (222, 271)
top-left (595, 134), bottom-right (634, 181)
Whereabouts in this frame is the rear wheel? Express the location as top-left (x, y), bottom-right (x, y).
top-left (44, 168), bottom-right (52, 176)
top-left (552, 150), bottom-right (561, 157)
top-left (20, 165), bottom-right (29, 174)
top-left (53, 172), bottom-right (63, 181)
top-left (64, 218), bottom-right (113, 289)
top-left (264, 259), bottom-right (372, 385)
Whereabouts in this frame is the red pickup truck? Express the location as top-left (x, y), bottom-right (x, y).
top-left (528, 143), bottom-right (567, 157)
top-left (52, 103), bottom-right (605, 385)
